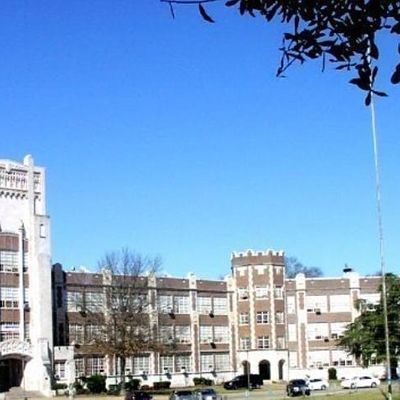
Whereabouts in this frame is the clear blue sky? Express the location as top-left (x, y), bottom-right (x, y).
top-left (1, 1), bottom-right (399, 278)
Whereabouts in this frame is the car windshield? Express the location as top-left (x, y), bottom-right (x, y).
top-left (200, 389), bottom-right (215, 394)
top-left (291, 380), bottom-right (306, 385)
top-left (176, 392), bottom-right (193, 396)
top-left (310, 379), bottom-right (321, 382)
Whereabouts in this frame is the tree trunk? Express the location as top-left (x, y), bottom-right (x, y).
top-left (120, 356), bottom-right (126, 393)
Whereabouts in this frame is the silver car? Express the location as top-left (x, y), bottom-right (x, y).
top-left (195, 388), bottom-right (218, 400)
top-left (170, 390), bottom-right (196, 400)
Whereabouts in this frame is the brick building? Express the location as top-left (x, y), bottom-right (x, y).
top-left (0, 156), bottom-right (386, 395)
top-left (52, 266), bottom-right (236, 387)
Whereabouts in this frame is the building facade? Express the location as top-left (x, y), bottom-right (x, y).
top-left (0, 156), bottom-right (53, 394)
top-left (52, 266), bottom-right (236, 387)
top-left (0, 156), bottom-right (387, 394)
top-left (53, 250), bottom-right (385, 387)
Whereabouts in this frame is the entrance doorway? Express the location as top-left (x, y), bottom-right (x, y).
top-left (278, 359), bottom-right (285, 380)
top-left (0, 358), bottom-right (24, 392)
top-left (258, 360), bottom-right (271, 380)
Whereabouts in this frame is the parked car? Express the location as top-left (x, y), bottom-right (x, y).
top-left (286, 379), bottom-right (311, 397)
top-left (341, 376), bottom-right (380, 389)
top-left (223, 374), bottom-right (263, 390)
top-left (308, 378), bottom-right (329, 391)
top-left (195, 388), bottom-right (218, 400)
top-left (170, 390), bottom-right (196, 400)
top-left (125, 391), bottom-right (153, 400)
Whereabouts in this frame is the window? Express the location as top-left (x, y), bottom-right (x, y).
top-left (331, 350), bottom-right (353, 366)
top-left (75, 358), bottom-right (84, 378)
top-left (175, 325), bottom-right (191, 343)
top-left (255, 286), bottom-right (268, 298)
top-left (66, 291), bottom-right (83, 312)
top-left (306, 296), bottom-right (327, 313)
top-left (330, 295), bottom-right (350, 312)
top-left (85, 324), bottom-right (101, 342)
top-left (213, 297), bottom-right (227, 315)
top-left (160, 355), bottom-right (174, 372)
top-left (287, 296), bottom-right (296, 314)
top-left (199, 326), bottom-right (213, 343)
top-left (86, 356), bottom-right (104, 375)
top-left (276, 336), bottom-right (285, 349)
top-left (238, 288), bottom-right (249, 300)
top-left (85, 292), bottom-right (103, 312)
top-left (0, 322), bottom-right (19, 340)
top-left (257, 336), bottom-right (270, 349)
top-left (24, 323), bottom-right (30, 341)
top-left (359, 293), bottom-right (380, 306)
top-left (213, 326), bottom-right (229, 343)
top-left (288, 324), bottom-right (297, 341)
top-left (274, 286), bottom-right (283, 299)
top-left (0, 250), bottom-right (18, 272)
top-left (256, 311), bottom-right (269, 324)
top-left (307, 323), bottom-right (329, 340)
top-left (174, 296), bottom-right (190, 314)
top-left (54, 361), bottom-right (66, 379)
top-left (69, 324), bottom-right (84, 344)
top-left (159, 325), bottom-right (174, 343)
top-left (132, 355), bottom-right (150, 374)
top-left (0, 287), bottom-right (19, 308)
top-left (275, 311), bottom-right (284, 324)
top-left (308, 351), bottom-right (330, 368)
top-left (330, 322), bottom-right (348, 339)
top-left (200, 353), bottom-right (229, 372)
top-left (239, 312), bottom-right (249, 324)
top-left (200, 354), bottom-right (214, 372)
top-left (215, 353), bottom-right (230, 371)
top-left (158, 295), bottom-right (173, 313)
top-left (240, 337), bottom-right (251, 350)
top-left (197, 297), bottom-right (212, 314)
top-left (175, 354), bottom-right (191, 372)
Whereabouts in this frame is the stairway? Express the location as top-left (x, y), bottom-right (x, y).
top-left (4, 387), bottom-right (45, 399)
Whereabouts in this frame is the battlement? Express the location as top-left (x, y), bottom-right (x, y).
top-left (231, 248), bottom-right (285, 267)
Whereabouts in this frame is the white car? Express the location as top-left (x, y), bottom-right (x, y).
top-left (341, 376), bottom-right (380, 389)
top-left (308, 378), bottom-right (329, 391)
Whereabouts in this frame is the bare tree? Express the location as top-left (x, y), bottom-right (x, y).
top-left (285, 256), bottom-right (323, 279)
top-left (82, 248), bottom-right (162, 388)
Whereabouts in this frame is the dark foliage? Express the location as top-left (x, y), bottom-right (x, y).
top-left (161, 0), bottom-right (400, 104)
top-left (193, 377), bottom-right (214, 385)
top-left (339, 273), bottom-right (400, 378)
top-left (125, 379), bottom-right (142, 391)
top-left (328, 367), bottom-right (337, 380)
top-left (86, 374), bottom-right (107, 394)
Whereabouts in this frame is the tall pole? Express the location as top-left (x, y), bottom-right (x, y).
top-left (369, 93), bottom-right (391, 399)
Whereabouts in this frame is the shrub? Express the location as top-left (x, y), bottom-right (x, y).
top-left (52, 383), bottom-right (67, 390)
top-left (86, 374), bottom-right (106, 393)
top-left (328, 367), bottom-right (337, 380)
top-left (153, 381), bottom-right (171, 389)
top-left (125, 378), bottom-right (141, 391)
top-left (193, 377), bottom-right (214, 386)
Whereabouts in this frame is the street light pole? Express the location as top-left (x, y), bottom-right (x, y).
top-left (370, 92), bottom-right (392, 400)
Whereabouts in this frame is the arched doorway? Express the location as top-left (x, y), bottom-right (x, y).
top-left (242, 360), bottom-right (250, 376)
top-left (278, 359), bottom-right (285, 380)
top-left (0, 358), bottom-right (24, 392)
top-left (258, 360), bottom-right (270, 380)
